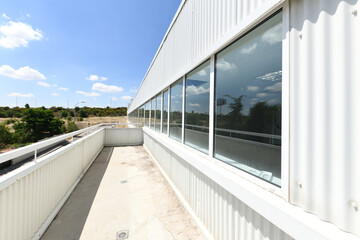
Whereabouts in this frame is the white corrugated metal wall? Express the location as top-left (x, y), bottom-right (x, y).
top-left (129, 0), bottom-right (360, 238)
top-left (144, 132), bottom-right (293, 240)
top-left (129, 0), bottom-right (283, 113)
top-left (289, 0), bottom-right (360, 236)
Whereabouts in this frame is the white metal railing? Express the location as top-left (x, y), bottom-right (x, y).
top-left (0, 123), bottom-right (142, 165)
top-left (0, 125), bottom-right (143, 240)
top-left (168, 123), bottom-right (281, 140)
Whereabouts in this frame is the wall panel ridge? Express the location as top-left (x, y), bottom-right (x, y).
top-left (290, 0), bottom-right (360, 237)
top-left (0, 129), bottom-right (105, 240)
top-left (129, 0), bottom-right (283, 113)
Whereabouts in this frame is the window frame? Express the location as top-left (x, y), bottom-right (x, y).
top-left (140, 4), bottom-right (289, 199)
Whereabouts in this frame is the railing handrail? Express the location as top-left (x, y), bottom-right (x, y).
top-left (183, 123), bottom-right (281, 140)
top-left (0, 122), bottom-right (142, 164)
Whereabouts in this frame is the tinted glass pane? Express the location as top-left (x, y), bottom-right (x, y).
top-left (185, 60), bottom-right (210, 154)
top-left (145, 101), bottom-right (150, 127)
top-left (151, 98), bottom-right (155, 129)
top-left (155, 94), bottom-right (161, 132)
top-left (162, 90), bottom-right (168, 134)
top-left (169, 79), bottom-right (183, 142)
top-left (214, 12), bottom-right (282, 186)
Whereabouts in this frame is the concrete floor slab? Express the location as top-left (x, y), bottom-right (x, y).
top-left (41, 146), bottom-right (206, 240)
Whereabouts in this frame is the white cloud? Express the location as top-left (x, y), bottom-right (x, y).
top-left (0, 65), bottom-right (46, 80)
top-left (189, 103), bottom-right (200, 107)
top-left (256, 93), bottom-right (269, 98)
top-left (186, 85), bottom-right (209, 95)
top-left (26, 13), bottom-right (31, 18)
top-left (216, 59), bottom-right (237, 72)
top-left (0, 21), bottom-right (43, 48)
top-left (8, 92), bottom-right (34, 98)
top-left (111, 97), bottom-right (117, 101)
top-left (256, 70), bottom-right (282, 82)
top-left (264, 82), bottom-right (282, 92)
top-left (87, 75), bottom-right (99, 81)
top-left (51, 93), bottom-right (59, 96)
top-left (121, 96), bottom-right (132, 101)
top-left (247, 86), bottom-right (259, 92)
top-left (262, 23), bottom-right (282, 45)
top-left (58, 87), bottom-right (68, 91)
top-left (87, 74), bottom-right (107, 81)
top-left (2, 13), bottom-right (10, 20)
top-left (92, 83), bottom-right (123, 93)
top-left (37, 81), bottom-right (50, 87)
top-left (76, 91), bottom-right (100, 97)
top-left (241, 43), bottom-right (257, 54)
top-left (198, 69), bottom-right (207, 76)
top-left (267, 99), bottom-right (280, 104)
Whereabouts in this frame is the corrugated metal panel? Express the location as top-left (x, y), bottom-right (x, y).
top-left (103, 128), bottom-right (143, 146)
top-left (289, 0), bottom-right (360, 236)
top-left (0, 130), bottom-right (104, 240)
top-left (144, 133), bottom-right (293, 240)
top-left (129, 0), bottom-right (282, 113)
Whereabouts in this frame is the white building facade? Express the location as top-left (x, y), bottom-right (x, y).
top-left (128, 0), bottom-right (360, 239)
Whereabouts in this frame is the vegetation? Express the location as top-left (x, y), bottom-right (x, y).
top-left (0, 105), bottom-right (127, 119)
top-left (0, 105), bottom-right (127, 150)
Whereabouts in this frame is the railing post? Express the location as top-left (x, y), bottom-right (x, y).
top-left (34, 149), bottom-right (37, 162)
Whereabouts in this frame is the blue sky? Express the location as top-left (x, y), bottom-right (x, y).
top-left (0, 0), bottom-right (181, 108)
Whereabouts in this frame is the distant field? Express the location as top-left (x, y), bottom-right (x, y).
top-left (0, 116), bottom-right (130, 129)
top-left (77, 116), bottom-right (129, 129)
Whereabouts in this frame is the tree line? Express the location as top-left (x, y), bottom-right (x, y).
top-left (0, 105), bottom-right (127, 118)
top-left (0, 105), bottom-right (127, 150)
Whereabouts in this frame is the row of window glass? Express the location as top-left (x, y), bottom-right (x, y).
top-left (128, 12), bottom-right (282, 186)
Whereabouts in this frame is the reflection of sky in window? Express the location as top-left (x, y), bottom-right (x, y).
top-left (170, 80), bottom-right (183, 112)
top-left (163, 90), bottom-right (168, 111)
top-left (215, 13), bottom-right (282, 116)
top-left (186, 60), bottom-right (210, 113)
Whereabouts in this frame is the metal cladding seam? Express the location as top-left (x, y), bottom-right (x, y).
top-left (290, 0), bottom-right (360, 236)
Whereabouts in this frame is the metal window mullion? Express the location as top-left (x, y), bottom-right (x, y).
top-left (149, 101), bottom-right (151, 128)
top-left (182, 76), bottom-right (186, 144)
top-left (281, 2), bottom-right (290, 201)
top-left (209, 55), bottom-right (215, 157)
top-left (167, 87), bottom-right (170, 136)
top-left (160, 92), bottom-right (163, 133)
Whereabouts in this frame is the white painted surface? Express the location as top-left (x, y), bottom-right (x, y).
top-left (143, 128), bottom-right (360, 240)
top-left (103, 128), bottom-right (143, 146)
top-left (289, 0), bottom-right (360, 236)
top-left (128, 0), bottom-right (284, 113)
top-left (0, 129), bottom-right (105, 240)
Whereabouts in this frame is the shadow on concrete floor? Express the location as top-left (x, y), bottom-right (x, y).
top-left (41, 147), bottom-right (113, 240)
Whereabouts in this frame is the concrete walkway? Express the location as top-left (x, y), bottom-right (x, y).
top-left (41, 146), bottom-right (206, 240)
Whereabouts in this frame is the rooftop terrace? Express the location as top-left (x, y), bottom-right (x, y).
top-left (41, 146), bottom-right (206, 240)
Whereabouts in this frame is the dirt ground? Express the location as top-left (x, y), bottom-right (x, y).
top-left (74, 116), bottom-right (129, 129)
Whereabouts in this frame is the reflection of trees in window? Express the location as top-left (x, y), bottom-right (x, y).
top-left (216, 94), bottom-right (281, 145)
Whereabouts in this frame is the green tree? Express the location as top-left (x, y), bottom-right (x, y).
top-left (14, 108), bottom-right (65, 142)
top-left (25, 103), bottom-right (30, 109)
top-left (60, 111), bottom-right (68, 118)
top-left (78, 109), bottom-right (88, 118)
top-left (67, 121), bottom-right (79, 132)
top-left (0, 123), bottom-right (13, 149)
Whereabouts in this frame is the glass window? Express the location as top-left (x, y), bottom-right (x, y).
top-left (214, 12), bottom-right (282, 186)
top-left (185, 60), bottom-right (210, 154)
top-left (151, 98), bottom-right (155, 129)
top-left (145, 101), bottom-right (150, 127)
top-left (162, 90), bottom-right (168, 134)
top-left (155, 94), bottom-right (161, 132)
top-left (169, 79), bottom-right (183, 142)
